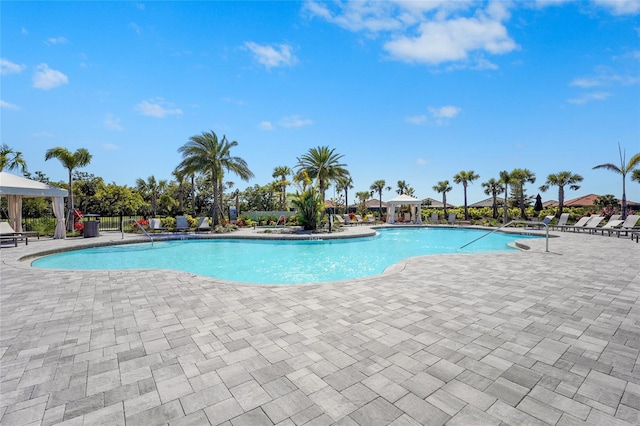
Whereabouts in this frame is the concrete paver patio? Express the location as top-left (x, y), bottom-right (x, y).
top-left (1, 227), bottom-right (638, 425)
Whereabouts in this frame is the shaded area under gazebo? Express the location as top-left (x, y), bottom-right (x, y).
top-left (0, 172), bottom-right (68, 239)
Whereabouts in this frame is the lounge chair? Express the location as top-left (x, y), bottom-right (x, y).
top-left (429, 213), bottom-right (439, 224)
top-left (598, 218), bottom-right (624, 236)
top-left (557, 215), bottom-right (591, 232)
top-left (195, 217), bottom-right (211, 233)
top-left (175, 215), bottom-right (190, 232)
top-left (365, 214), bottom-right (376, 224)
top-left (550, 213), bottom-right (570, 230)
top-left (343, 214), bottom-right (355, 226)
top-left (148, 218), bottom-right (166, 233)
top-left (333, 214), bottom-right (345, 225)
top-left (576, 215), bottom-right (606, 233)
top-left (447, 213), bottom-right (457, 225)
top-left (354, 214), bottom-right (366, 225)
top-left (0, 221), bottom-right (29, 246)
top-left (611, 215), bottom-right (639, 238)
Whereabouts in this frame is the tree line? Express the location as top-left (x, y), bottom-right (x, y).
top-left (2, 139), bottom-right (639, 232)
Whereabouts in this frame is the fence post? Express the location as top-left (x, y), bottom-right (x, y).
top-left (119, 213), bottom-right (123, 232)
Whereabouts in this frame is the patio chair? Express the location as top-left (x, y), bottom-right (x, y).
top-left (195, 217), bottom-right (211, 233)
top-left (333, 214), bottom-right (345, 225)
top-left (343, 214), bottom-right (355, 226)
top-left (598, 218), bottom-right (624, 236)
top-left (557, 215), bottom-right (591, 232)
top-left (0, 221), bottom-right (28, 247)
top-left (354, 214), bottom-right (367, 225)
top-left (611, 215), bottom-right (639, 238)
top-left (175, 215), bottom-right (190, 232)
top-left (148, 218), bottom-right (166, 233)
top-left (365, 214), bottom-right (376, 224)
top-left (550, 213), bottom-right (570, 230)
top-left (447, 213), bottom-right (457, 225)
top-left (576, 215), bottom-right (606, 233)
top-left (429, 212), bottom-right (439, 224)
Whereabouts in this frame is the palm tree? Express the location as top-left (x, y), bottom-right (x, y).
top-left (296, 146), bottom-right (348, 202)
top-left (539, 171), bottom-right (583, 218)
top-left (335, 175), bottom-right (353, 214)
top-left (432, 180), bottom-right (452, 217)
top-left (136, 175), bottom-right (167, 217)
top-left (396, 180), bottom-right (409, 195)
top-left (510, 168), bottom-right (536, 219)
top-left (45, 147), bottom-right (92, 232)
top-left (482, 178), bottom-right (503, 219)
top-left (177, 130), bottom-right (253, 226)
top-left (1, 144), bottom-right (28, 173)
top-left (499, 170), bottom-right (513, 223)
top-left (370, 180), bottom-right (390, 219)
top-left (593, 144), bottom-right (640, 219)
top-left (453, 170), bottom-right (480, 220)
top-left (355, 191), bottom-right (371, 214)
top-left (632, 169), bottom-right (640, 184)
top-left (272, 165), bottom-right (292, 211)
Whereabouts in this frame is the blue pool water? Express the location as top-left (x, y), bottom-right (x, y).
top-left (32, 228), bottom-right (537, 285)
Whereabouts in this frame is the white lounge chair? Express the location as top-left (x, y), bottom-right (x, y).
top-left (612, 215), bottom-right (639, 238)
top-left (558, 216), bottom-right (591, 232)
top-left (0, 221), bottom-right (29, 246)
top-left (598, 218), bottom-right (624, 236)
top-left (550, 213), bottom-right (570, 230)
top-left (429, 213), bottom-right (439, 224)
top-left (447, 213), bottom-right (457, 225)
top-left (195, 217), bottom-right (211, 233)
top-left (333, 214), bottom-right (345, 225)
top-left (580, 215), bottom-right (607, 233)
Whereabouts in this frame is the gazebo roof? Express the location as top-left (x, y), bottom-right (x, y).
top-left (0, 172), bottom-right (68, 197)
top-left (387, 194), bottom-right (421, 204)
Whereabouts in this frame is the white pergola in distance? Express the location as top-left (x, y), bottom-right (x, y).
top-left (386, 194), bottom-right (422, 224)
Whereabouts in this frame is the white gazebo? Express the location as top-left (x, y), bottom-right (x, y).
top-left (0, 172), bottom-right (69, 239)
top-left (386, 194), bottom-right (422, 224)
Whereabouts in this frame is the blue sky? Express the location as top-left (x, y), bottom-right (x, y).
top-left (2, 0), bottom-right (639, 206)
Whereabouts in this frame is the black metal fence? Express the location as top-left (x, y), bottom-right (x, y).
top-left (23, 215), bottom-right (146, 232)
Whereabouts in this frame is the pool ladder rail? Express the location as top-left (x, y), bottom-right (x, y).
top-left (460, 220), bottom-right (549, 252)
top-left (122, 218), bottom-right (154, 245)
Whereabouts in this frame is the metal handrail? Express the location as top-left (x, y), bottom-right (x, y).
top-left (122, 218), bottom-right (153, 245)
top-left (460, 220), bottom-right (549, 252)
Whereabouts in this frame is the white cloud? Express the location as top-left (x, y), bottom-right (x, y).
top-left (384, 15), bottom-right (516, 65)
top-left (32, 63), bottom-right (68, 89)
top-left (429, 105), bottom-right (461, 119)
top-left (32, 131), bottom-right (54, 138)
top-left (405, 115), bottom-right (427, 125)
top-left (567, 91), bottom-right (611, 104)
top-left (244, 42), bottom-right (297, 69)
top-left (104, 113), bottom-right (123, 131)
top-left (260, 121), bottom-right (274, 130)
top-left (1, 100), bottom-right (21, 110)
top-left (279, 115), bottom-right (313, 128)
top-left (570, 67), bottom-right (639, 88)
top-left (406, 105), bottom-right (461, 126)
top-left (102, 143), bottom-right (120, 150)
top-left (21, 27), bottom-right (28, 35)
top-left (416, 158), bottom-right (429, 166)
top-left (592, 0), bottom-right (640, 15)
top-left (1, 58), bottom-right (26, 75)
top-left (135, 99), bottom-right (183, 118)
top-left (305, 1), bottom-right (517, 69)
top-left (129, 22), bottom-right (141, 35)
top-left (45, 36), bottom-right (67, 45)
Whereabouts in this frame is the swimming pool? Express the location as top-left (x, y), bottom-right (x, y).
top-left (32, 228), bottom-right (537, 285)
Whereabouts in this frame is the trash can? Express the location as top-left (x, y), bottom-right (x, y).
top-left (83, 214), bottom-right (100, 238)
